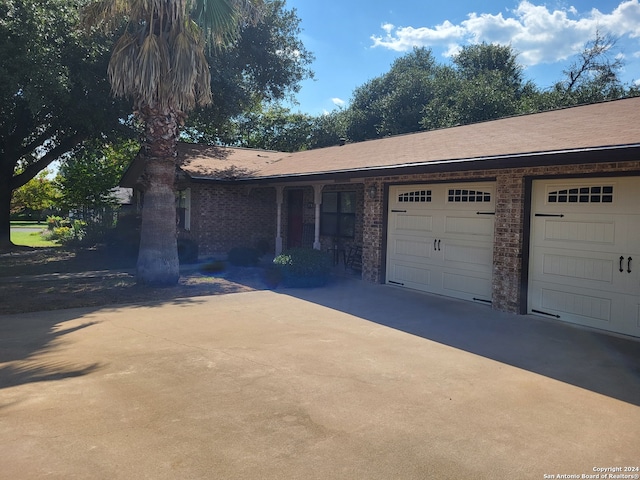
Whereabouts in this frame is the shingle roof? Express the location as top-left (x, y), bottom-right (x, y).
top-left (122, 97), bottom-right (640, 186)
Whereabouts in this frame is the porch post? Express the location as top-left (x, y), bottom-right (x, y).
top-left (313, 184), bottom-right (323, 250)
top-left (275, 186), bottom-right (284, 255)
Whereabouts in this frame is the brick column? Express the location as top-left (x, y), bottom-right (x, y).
top-left (492, 173), bottom-right (526, 313)
top-left (362, 180), bottom-right (384, 283)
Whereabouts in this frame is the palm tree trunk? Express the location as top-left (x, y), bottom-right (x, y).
top-left (136, 105), bottom-right (181, 286)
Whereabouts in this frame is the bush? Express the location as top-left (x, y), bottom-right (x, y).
top-left (46, 215), bottom-right (71, 230)
top-left (200, 260), bottom-right (226, 274)
top-left (272, 248), bottom-right (332, 288)
top-left (43, 219), bottom-right (86, 245)
top-left (227, 246), bottom-right (261, 266)
top-left (254, 238), bottom-right (271, 255)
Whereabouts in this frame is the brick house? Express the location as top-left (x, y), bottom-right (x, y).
top-left (121, 97), bottom-right (640, 337)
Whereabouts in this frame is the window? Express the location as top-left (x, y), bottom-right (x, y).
top-left (548, 186), bottom-right (613, 203)
top-left (447, 189), bottom-right (491, 203)
top-left (176, 188), bottom-right (191, 231)
top-left (321, 191), bottom-right (356, 238)
top-left (398, 190), bottom-right (431, 203)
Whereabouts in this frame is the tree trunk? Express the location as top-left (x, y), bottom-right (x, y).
top-left (135, 105), bottom-right (181, 286)
top-left (0, 172), bottom-right (14, 250)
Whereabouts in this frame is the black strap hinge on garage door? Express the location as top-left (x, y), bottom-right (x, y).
top-left (391, 209), bottom-right (407, 213)
top-left (535, 213), bottom-right (565, 217)
top-left (532, 309), bottom-right (561, 318)
top-left (476, 211), bottom-right (495, 215)
top-left (388, 280), bottom-right (405, 286)
top-left (473, 298), bottom-right (492, 304)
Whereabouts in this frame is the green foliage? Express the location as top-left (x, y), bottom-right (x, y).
top-left (226, 106), bottom-right (314, 152)
top-left (227, 246), bottom-right (261, 266)
top-left (183, 0), bottom-right (314, 144)
top-left (46, 216), bottom-right (70, 230)
top-left (55, 139), bottom-right (137, 220)
top-left (10, 170), bottom-right (58, 220)
top-left (345, 48), bottom-right (441, 142)
top-left (0, 0), bottom-right (129, 246)
top-left (378, 48), bottom-right (441, 137)
top-left (43, 217), bottom-right (87, 245)
top-left (308, 109), bottom-right (349, 149)
top-left (272, 248), bottom-right (332, 287)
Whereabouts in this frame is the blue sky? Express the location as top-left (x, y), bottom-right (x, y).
top-left (283, 0), bottom-right (640, 115)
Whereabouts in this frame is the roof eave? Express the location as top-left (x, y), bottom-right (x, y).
top-left (186, 144), bottom-right (640, 185)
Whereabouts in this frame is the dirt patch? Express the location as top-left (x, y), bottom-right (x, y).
top-left (0, 247), bottom-right (270, 315)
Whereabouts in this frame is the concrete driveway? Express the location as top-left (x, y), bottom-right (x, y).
top-left (1, 278), bottom-right (639, 479)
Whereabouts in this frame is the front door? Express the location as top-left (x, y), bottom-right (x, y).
top-left (287, 190), bottom-right (304, 248)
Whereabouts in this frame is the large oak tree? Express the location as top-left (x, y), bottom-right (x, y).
top-left (0, 0), bottom-right (127, 249)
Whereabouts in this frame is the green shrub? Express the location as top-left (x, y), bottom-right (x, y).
top-left (272, 248), bottom-right (332, 288)
top-left (42, 219), bottom-right (86, 244)
top-left (46, 215), bottom-right (70, 230)
top-left (227, 246), bottom-right (261, 266)
top-left (200, 260), bottom-right (226, 274)
top-left (254, 238), bottom-right (271, 255)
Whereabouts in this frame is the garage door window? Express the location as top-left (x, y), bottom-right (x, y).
top-left (398, 190), bottom-right (431, 203)
top-left (548, 186), bottom-right (613, 203)
top-left (321, 191), bottom-right (355, 238)
top-left (447, 189), bottom-right (491, 203)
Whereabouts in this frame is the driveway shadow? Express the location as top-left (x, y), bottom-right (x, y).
top-left (276, 277), bottom-right (640, 406)
top-left (0, 312), bottom-right (103, 391)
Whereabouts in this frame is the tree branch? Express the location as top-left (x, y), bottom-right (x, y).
top-left (10, 133), bottom-right (86, 190)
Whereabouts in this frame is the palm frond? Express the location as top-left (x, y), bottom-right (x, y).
top-left (194, 44), bottom-right (213, 106)
top-left (188, 0), bottom-right (263, 47)
top-left (170, 31), bottom-right (198, 110)
top-left (80, 0), bottom-right (126, 32)
top-left (136, 33), bottom-right (170, 106)
top-left (107, 32), bottom-right (139, 98)
top-left (83, 0), bottom-right (265, 113)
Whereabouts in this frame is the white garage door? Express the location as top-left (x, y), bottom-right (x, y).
top-left (529, 177), bottom-right (640, 337)
top-left (386, 183), bottom-right (495, 303)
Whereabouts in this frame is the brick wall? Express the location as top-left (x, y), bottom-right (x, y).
top-left (361, 160), bottom-right (640, 314)
top-left (189, 184), bottom-right (276, 256)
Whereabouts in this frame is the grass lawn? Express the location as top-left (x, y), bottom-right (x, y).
top-left (10, 225), bottom-right (59, 248)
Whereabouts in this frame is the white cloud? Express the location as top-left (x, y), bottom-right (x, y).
top-left (332, 97), bottom-right (346, 107)
top-left (370, 0), bottom-right (640, 66)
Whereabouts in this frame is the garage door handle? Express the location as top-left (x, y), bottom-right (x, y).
top-left (628, 257), bottom-right (632, 273)
top-left (434, 239), bottom-right (437, 251)
top-left (620, 256), bottom-right (624, 273)
top-left (437, 239), bottom-right (441, 251)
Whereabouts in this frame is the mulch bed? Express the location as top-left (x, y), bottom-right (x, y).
top-left (0, 247), bottom-right (270, 315)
